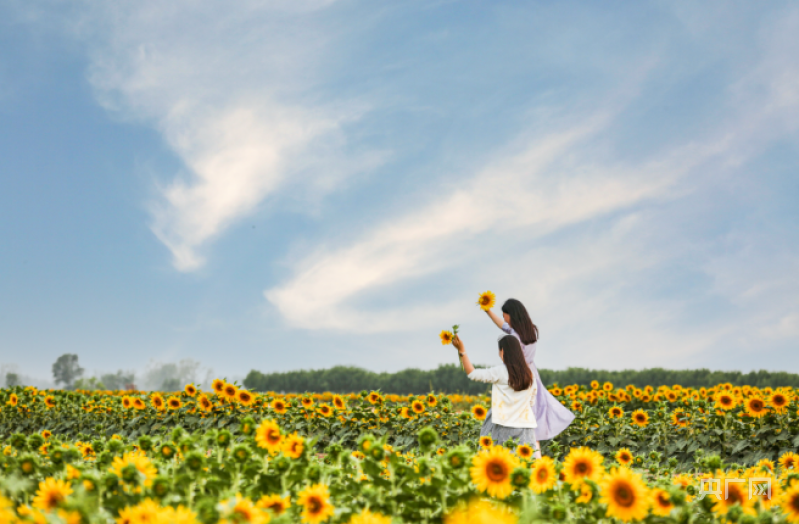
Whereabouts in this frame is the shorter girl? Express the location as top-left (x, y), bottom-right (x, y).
top-left (452, 334), bottom-right (537, 445)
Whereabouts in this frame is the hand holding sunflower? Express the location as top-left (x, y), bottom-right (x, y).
top-left (440, 325), bottom-right (463, 369)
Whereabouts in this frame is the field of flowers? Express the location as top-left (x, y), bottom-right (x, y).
top-left (1, 381), bottom-right (799, 523)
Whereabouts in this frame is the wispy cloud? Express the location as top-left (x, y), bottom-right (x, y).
top-left (78, 0), bottom-right (383, 270)
top-left (264, 112), bottom-right (721, 331)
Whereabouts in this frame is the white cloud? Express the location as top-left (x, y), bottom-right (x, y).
top-left (265, 116), bottom-right (729, 332)
top-left (77, 0), bottom-right (382, 270)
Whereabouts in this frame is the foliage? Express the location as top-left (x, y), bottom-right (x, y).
top-left (244, 365), bottom-right (491, 395)
top-left (51, 354), bottom-right (84, 389)
top-left (1, 381), bottom-right (798, 467)
top-left (245, 365), bottom-right (799, 393)
top-left (5, 373), bottom-right (20, 388)
top-left (0, 413), bottom-right (798, 524)
top-left (98, 371), bottom-right (135, 391)
top-left (539, 367), bottom-right (799, 388)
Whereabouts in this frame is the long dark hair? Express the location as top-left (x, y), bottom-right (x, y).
top-left (498, 335), bottom-right (533, 392)
top-left (501, 298), bottom-right (538, 345)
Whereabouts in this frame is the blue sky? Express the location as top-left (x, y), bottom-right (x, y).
top-left (2, 1), bottom-right (798, 386)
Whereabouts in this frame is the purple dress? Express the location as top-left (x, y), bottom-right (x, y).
top-left (495, 323), bottom-right (574, 440)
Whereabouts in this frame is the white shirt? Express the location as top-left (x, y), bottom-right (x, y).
top-left (468, 365), bottom-right (537, 428)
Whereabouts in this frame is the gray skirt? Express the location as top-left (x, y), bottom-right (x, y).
top-left (480, 408), bottom-right (537, 445)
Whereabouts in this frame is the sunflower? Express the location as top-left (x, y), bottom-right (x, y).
top-left (516, 444), bottom-right (533, 460)
top-left (615, 448), bottom-right (634, 466)
top-left (561, 447), bottom-right (604, 485)
top-left (479, 436), bottom-right (493, 448)
top-left (590, 380), bottom-right (599, 390)
top-left (301, 397), bottom-right (314, 409)
top-left (211, 379), bottom-right (225, 395)
top-left (571, 400), bottom-right (583, 412)
top-left (219, 494), bottom-right (266, 524)
top-left (167, 396), bottom-right (182, 410)
top-left (150, 394), bottom-right (165, 411)
top-left (770, 392), bottom-right (789, 412)
top-left (257, 494), bottom-right (290, 516)
top-left (254, 420), bottom-right (283, 454)
top-left (348, 508), bottom-right (392, 524)
top-left (576, 482), bottom-right (593, 503)
top-left (599, 467), bottom-right (649, 521)
top-left (197, 394), bottom-right (213, 412)
top-left (756, 458), bottom-right (775, 473)
top-left (471, 405), bottom-right (488, 420)
top-left (272, 399), bottom-right (287, 414)
top-left (222, 383), bottom-right (238, 401)
top-left (367, 391), bottom-right (382, 404)
top-left (237, 390), bottom-right (255, 406)
top-left (31, 478), bottom-right (73, 511)
top-left (297, 484), bottom-right (335, 524)
top-left (608, 406), bottom-right (623, 419)
top-left (470, 445), bottom-right (519, 499)
top-left (650, 488), bottom-right (674, 516)
top-left (7, 394), bottom-right (18, 406)
top-left (781, 483), bottom-right (799, 523)
top-left (184, 384), bottom-right (197, 397)
top-left (318, 404), bottom-right (333, 417)
top-left (282, 433), bottom-right (305, 459)
top-left (779, 451), bottom-right (799, 471)
top-left (711, 472), bottom-right (755, 517)
top-left (444, 499), bottom-right (516, 524)
top-left (745, 397), bottom-right (768, 418)
top-left (110, 451), bottom-right (158, 487)
top-left (665, 391), bottom-right (677, 402)
top-left (332, 395), bottom-right (345, 410)
top-left (399, 407), bottom-right (411, 419)
top-left (476, 290), bottom-right (496, 310)
top-left (411, 400), bottom-right (425, 414)
top-left (41, 429), bottom-right (51, 440)
top-left (603, 382), bottom-right (614, 391)
top-left (440, 330), bottom-right (454, 345)
top-left (671, 409), bottom-right (690, 428)
top-left (44, 396), bottom-right (56, 409)
top-left (715, 392), bottom-right (737, 411)
top-left (525, 456), bottom-right (557, 494)
top-left (631, 409), bottom-right (649, 427)
top-left (132, 398), bottom-right (145, 410)
top-left (426, 394), bottom-right (437, 407)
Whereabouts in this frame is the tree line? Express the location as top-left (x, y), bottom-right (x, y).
top-left (243, 365), bottom-right (799, 394)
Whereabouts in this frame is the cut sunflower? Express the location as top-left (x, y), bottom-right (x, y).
top-left (476, 290), bottom-right (496, 311)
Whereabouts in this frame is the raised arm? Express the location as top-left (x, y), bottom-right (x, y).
top-left (451, 335), bottom-right (475, 374)
top-left (485, 309), bottom-right (505, 330)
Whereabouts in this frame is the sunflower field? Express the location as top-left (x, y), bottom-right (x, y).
top-left (1, 381), bottom-right (799, 523)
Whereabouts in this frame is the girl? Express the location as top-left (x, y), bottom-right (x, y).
top-left (452, 334), bottom-right (537, 445)
top-left (484, 298), bottom-right (574, 457)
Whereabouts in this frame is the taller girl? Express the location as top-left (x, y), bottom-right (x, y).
top-left (483, 298), bottom-right (574, 456)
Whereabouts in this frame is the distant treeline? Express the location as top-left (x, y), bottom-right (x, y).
top-left (243, 365), bottom-right (799, 394)
top-left (243, 365), bottom-right (490, 396)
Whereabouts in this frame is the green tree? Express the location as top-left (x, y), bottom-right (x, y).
top-left (100, 370), bottom-right (136, 390)
top-left (52, 354), bottom-right (84, 390)
top-left (5, 373), bottom-right (20, 387)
